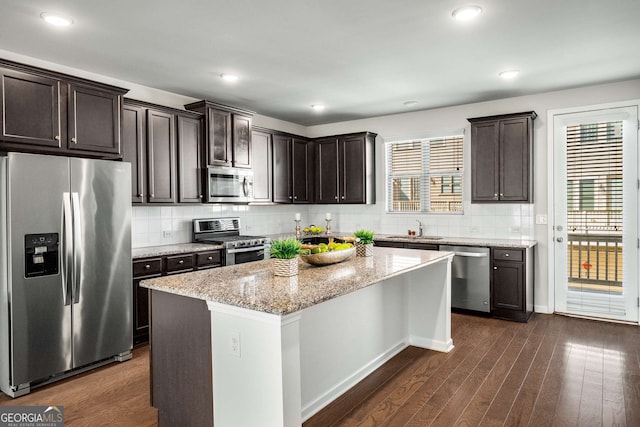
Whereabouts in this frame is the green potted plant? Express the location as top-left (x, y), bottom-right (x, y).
top-left (269, 237), bottom-right (303, 276)
top-left (353, 229), bottom-right (375, 257)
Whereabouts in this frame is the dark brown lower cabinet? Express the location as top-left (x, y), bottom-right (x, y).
top-left (374, 240), bottom-right (439, 251)
top-left (132, 250), bottom-right (222, 345)
top-left (491, 247), bottom-right (534, 322)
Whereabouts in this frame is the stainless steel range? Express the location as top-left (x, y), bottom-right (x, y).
top-left (192, 218), bottom-right (270, 266)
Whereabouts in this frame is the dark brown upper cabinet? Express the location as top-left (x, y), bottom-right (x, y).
top-left (272, 134), bottom-right (314, 204)
top-left (250, 129), bottom-right (273, 203)
top-left (468, 111), bottom-right (536, 203)
top-left (316, 132), bottom-right (376, 204)
top-left (0, 59), bottom-right (127, 158)
top-left (177, 115), bottom-right (203, 203)
top-left (184, 100), bottom-right (254, 169)
top-left (147, 109), bottom-right (177, 204)
top-left (122, 103), bottom-right (146, 203)
top-left (122, 99), bottom-right (203, 205)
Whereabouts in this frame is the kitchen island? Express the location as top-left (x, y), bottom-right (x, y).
top-left (141, 246), bottom-right (453, 427)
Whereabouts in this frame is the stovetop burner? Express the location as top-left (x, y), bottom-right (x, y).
top-left (192, 218), bottom-right (270, 249)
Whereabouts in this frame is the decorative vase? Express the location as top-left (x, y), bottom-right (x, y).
top-left (273, 257), bottom-right (298, 276)
top-left (356, 243), bottom-right (373, 257)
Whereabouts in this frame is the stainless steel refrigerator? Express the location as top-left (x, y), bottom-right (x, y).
top-left (0, 152), bottom-right (132, 397)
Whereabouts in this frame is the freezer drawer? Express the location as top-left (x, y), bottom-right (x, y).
top-left (440, 245), bottom-right (490, 313)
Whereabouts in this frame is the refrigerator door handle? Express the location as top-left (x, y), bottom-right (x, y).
top-left (71, 192), bottom-right (82, 304)
top-left (62, 192), bottom-right (73, 306)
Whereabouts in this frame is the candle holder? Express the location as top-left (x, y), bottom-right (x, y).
top-left (294, 219), bottom-right (302, 238)
top-left (325, 218), bottom-right (332, 235)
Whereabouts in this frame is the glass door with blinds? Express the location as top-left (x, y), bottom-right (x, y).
top-left (552, 104), bottom-right (639, 322)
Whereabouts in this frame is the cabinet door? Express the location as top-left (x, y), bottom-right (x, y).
top-left (251, 130), bottom-right (273, 202)
top-left (340, 135), bottom-right (367, 203)
top-left (206, 108), bottom-right (232, 167)
top-left (471, 121), bottom-right (500, 202)
top-left (232, 114), bottom-right (252, 168)
top-left (67, 83), bottom-right (121, 155)
top-left (177, 115), bottom-right (202, 203)
top-left (492, 261), bottom-right (524, 311)
top-left (500, 117), bottom-right (530, 202)
top-left (147, 109), bottom-right (176, 203)
top-left (374, 240), bottom-right (405, 248)
top-left (272, 134), bottom-right (291, 203)
top-left (316, 138), bottom-right (339, 204)
top-left (292, 138), bottom-right (312, 203)
top-left (122, 104), bottom-right (146, 203)
top-left (0, 68), bottom-right (62, 148)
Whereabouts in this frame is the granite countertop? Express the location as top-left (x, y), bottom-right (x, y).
top-left (267, 231), bottom-right (536, 249)
top-left (141, 247), bottom-right (453, 316)
top-left (372, 234), bottom-right (536, 249)
top-left (132, 243), bottom-right (224, 259)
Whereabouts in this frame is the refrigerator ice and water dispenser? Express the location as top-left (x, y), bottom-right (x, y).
top-left (24, 233), bottom-right (59, 278)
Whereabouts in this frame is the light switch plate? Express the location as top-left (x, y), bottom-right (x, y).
top-left (535, 215), bottom-right (548, 225)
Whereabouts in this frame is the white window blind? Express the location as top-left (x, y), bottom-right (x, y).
top-left (565, 120), bottom-right (625, 316)
top-left (386, 135), bottom-right (463, 213)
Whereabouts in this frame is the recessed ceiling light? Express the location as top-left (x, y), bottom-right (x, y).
top-left (311, 104), bottom-right (325, 112)
top-left (451, 5), bottom-right (482, 21)
top-left (40, 12), bottom-right (74, 27)
top-left (498, 69), bottom-right (520, 79)
top-left (403, 101), bottom-right (418, 107)
top-left (220, 73), bottom-right (239, 82)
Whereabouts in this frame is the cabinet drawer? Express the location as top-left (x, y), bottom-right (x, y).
top-left (374, 240), bottom-right (405, 248)
top-left (133, 258), bottom-right (163, 277)
top-left (405, 243), bottom-right (439, 251)
top-left (493, 248), bottom-right (523, 262)
top-left (166, 254), bottom-right (194, 273)
top-left (196, 251), bottom-right (222, 269)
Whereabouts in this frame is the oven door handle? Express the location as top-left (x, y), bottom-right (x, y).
top-left (226, 245), bottom-right (268, 254)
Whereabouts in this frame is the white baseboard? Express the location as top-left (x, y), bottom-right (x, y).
top-left (409, 335), bottom-right (454, 353)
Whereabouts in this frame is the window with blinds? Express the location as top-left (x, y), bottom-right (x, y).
top-left (565, 120), bottom-right (624, 314)
top-left (386, 135), bottom-right (463, 213)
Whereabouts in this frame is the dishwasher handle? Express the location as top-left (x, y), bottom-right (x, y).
top-left (452, 251), bottom-right (488, 258)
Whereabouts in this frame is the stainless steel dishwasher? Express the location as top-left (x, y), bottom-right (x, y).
top-left (440, 245), bottom-right (490, 312)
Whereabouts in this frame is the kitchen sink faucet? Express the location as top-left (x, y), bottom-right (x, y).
top-left (416, 220), bottom-right (424, 237)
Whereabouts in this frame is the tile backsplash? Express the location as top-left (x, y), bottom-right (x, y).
top-left (132, 203), bottom-right (534, 248)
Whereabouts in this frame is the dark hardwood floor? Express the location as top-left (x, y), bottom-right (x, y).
top-left (1, 313), bottom-right (638, 426)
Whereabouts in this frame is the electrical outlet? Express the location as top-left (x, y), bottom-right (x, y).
top-left (162, 230), bottom-right (172, 238)
top-left (230, 331), bottom-right (241, 358)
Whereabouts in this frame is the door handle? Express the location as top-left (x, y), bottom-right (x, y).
top-left (72, 192), bottom-right (82, 304)
top-left (62, 193), bottom-right (73, 306)
top-left (556, 237), bottom-right (564, 242)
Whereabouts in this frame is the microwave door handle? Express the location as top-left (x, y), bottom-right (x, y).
top-left (242, 176), bottom-right (249, 197)
top-left (61, 193), bottom-right (72, 306)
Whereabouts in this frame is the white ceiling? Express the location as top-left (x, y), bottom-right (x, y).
top-left (1, 0), bottom-right (639, 126)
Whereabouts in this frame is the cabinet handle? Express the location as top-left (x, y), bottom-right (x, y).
top-left (500, 193), bottom-right (504, 198)
top-left (294, 196), bottom-right (298, 200)
top-left (199, 194), bottom-right (203, 198)
top-left (150, 193), bottom-right (154, 198)
top-left (494, 266), bottom-right (498, 270)
top-left (334, 196), bottom-right (338, 200)
top-left (54, 135), bottom-right (60, 141)
top-left (494, 193), bottom-right (498, 200)
top-left (178, 260), bottom-right (184, 264)
top-left (289, 196), bottom-right (292, 200)
top-left (505, 253), bottom-right (510, 257)
top-left (207, 256), bottom-right (213, 260)
top-left (341, 195), bottom-right (345, 200)
top-left (71, 137), bottom-right (77, 144)
top-left (144, 265), bottom-right (151, 269)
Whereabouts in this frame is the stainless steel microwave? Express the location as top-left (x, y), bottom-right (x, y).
top-left (207, 166), bottom-right (254, 203)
